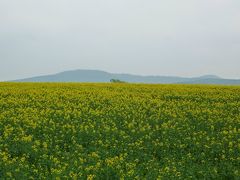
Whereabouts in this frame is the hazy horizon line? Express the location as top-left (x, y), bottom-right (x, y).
top-left (5, 68), bottom-right (240, 82)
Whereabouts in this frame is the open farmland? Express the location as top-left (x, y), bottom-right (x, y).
top-left (0, 83), bottom-right (239, 179)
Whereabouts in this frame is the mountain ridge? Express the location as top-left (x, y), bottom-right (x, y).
top-left (10, 69), bottom-right (240, 85)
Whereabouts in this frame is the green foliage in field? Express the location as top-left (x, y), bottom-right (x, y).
top-left (0, 83), bottom-right (239, 179)
top-left (110, 79), bottom-right (126, 83)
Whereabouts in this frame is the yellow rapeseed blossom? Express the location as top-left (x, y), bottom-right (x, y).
top-left (0, 83), bottom-right (239, 179)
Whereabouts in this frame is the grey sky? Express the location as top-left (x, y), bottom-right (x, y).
top-left (1, 0), bottom-right (240, 81)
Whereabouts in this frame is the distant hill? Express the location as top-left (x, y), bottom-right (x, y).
top-left (11, 69), bottom-right (240, 85)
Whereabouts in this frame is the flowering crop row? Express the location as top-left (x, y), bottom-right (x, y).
top-left (0, 83), bottom-right (239, 179)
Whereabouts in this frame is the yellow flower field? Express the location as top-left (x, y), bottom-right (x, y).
top-left (0, 83), bottom-right (239, 179)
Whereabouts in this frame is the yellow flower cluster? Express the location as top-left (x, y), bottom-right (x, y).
top-left (0, 83), bottom-right (239, 179)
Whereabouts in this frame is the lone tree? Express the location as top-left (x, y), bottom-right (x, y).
top-left (110, 79), bottom-right (126, 83)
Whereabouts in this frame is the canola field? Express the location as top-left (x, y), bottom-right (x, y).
top-left (0, 83), bottom-right (239, 179)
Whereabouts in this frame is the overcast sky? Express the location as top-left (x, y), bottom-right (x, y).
top-left (0, 0), bottom-right (240, 81)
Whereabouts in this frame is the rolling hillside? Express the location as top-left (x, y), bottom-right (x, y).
top-left (12, 70), bottom-right (240, 85)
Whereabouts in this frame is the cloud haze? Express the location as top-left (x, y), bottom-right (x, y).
top-left (0, 0), bottom-right (240, 81)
